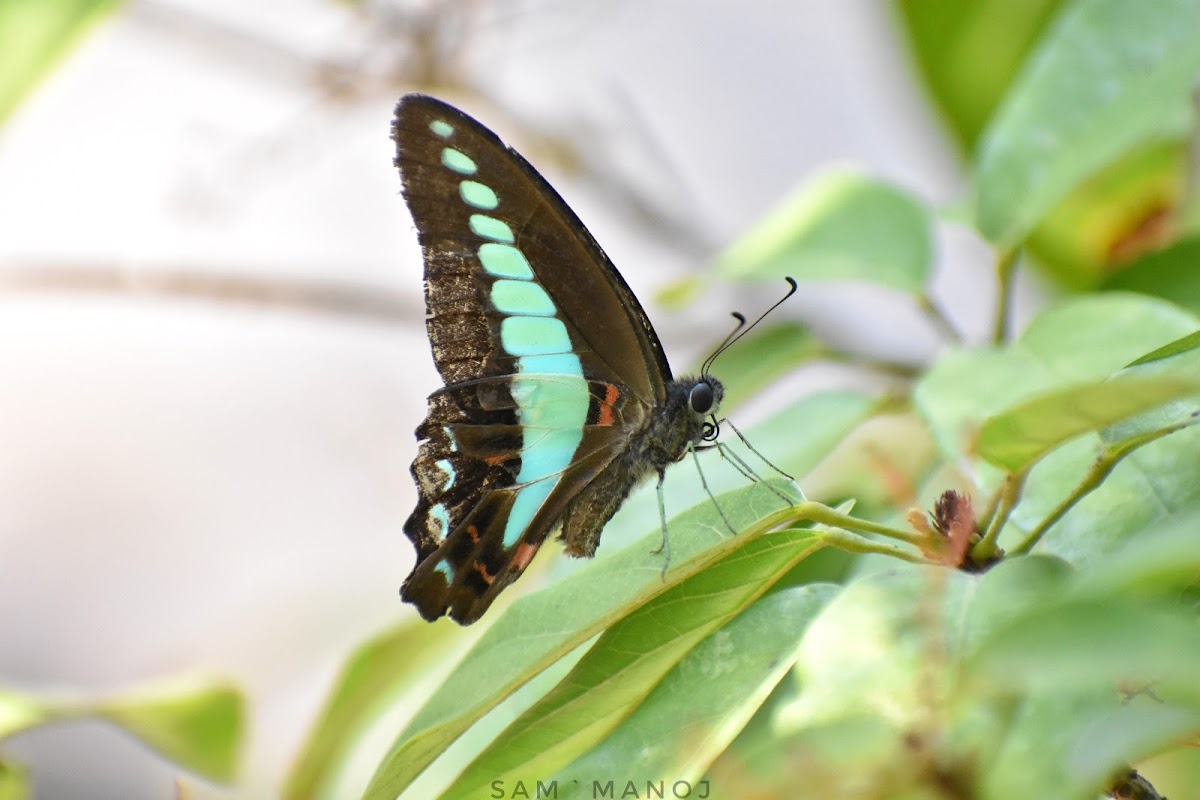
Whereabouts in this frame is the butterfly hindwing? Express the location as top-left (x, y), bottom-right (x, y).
top-left (394, 94), bottom-right (675, 624)
top-left (402, 378), bottom-right (647, 622)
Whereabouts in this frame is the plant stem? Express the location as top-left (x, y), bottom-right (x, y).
top-left (796, 501), bottom-right (927, 547)
top-left (1010, 417), bottom-right (1198, 555)
top-left (975, 480), bottom-right (1004, 534)
top-left (973, 468), bottom-right (1027, 561)
top-left (918, 294), bottom-right (962, 344)
top-left (826, 351), bottom-right (922, 381)
top-left (815, 528), bottom-right (931, 564)
top-left (991, 247), bottom-right (1019, 345)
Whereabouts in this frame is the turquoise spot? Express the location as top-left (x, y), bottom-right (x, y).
top-left (443, 426), bottom-right (458, 452)
top-left (479, 243), bottom-right (533, 279)
top-left (460, 180), bottom-right (499, 210)
top-left (429, 119), bottom-right (454, 138)
top-left (435, 458), bottom-right (456, 490)
top-left (442, 148), bottom-right (477, 174)
top-left (434, 560), bottom-right (454, 581)
top-left (432, 503), bottom-right (450, 538)
top-left (470, 214), bottom-right (514, 243)
top-left (501, 316), bottom-right (573, 356)
top-left (491, 280), bottom-right (555, 316)
top-left (501, 366), bottom-right (589, 547)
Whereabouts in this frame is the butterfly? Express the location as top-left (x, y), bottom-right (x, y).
top-left (393, 94), bottom-right (727, 624)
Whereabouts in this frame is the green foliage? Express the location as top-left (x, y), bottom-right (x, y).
top-left (0, 759), bottom-right (28, 800)
top-left (0, 0), bottom-right (120, 124)
top-left (895, 0), bottom-right (1065, 153)
top-left (717, 169), bottom-right (934, 296)
top-left (286, 2), bottom-right (1200, 798)
top-left (898, 0), bottom-right (1200, 288)
top-left (0, 676), bottom-right (245, 796)
top-left (973, 0), bottom-right (1200, 247)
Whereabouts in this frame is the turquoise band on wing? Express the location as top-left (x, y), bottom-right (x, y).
top-left (429, 120), bottom-right (590, 554)
top-left (503, 369), bottom-right (588, 547)
top-left (517, 353), bottom-right (585, 376)
top-left (501, 316), bottom-right (574, 356)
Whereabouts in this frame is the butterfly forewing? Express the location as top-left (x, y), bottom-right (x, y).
top-left (394, 94), bottom-right (672, 623)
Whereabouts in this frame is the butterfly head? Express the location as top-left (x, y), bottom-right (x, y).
top-left (685, 374), bottom-right (725, 445)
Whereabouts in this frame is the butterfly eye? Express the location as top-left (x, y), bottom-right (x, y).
top-left (689, 382), bottom-right (714, 414)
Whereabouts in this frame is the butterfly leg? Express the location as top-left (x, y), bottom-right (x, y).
top-left (689, 446), bottom-right (738, 537)
top-left (721, 418), bottom-right (796, 481)
top-left (649, 470), bottom-right (671, 578)
top-left (710, 441), bottom-right (796, 507)
top-left (700, 442), bottom-right (757, 483)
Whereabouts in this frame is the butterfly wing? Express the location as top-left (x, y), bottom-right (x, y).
top-left (394, 94), bottom-right (673, 623)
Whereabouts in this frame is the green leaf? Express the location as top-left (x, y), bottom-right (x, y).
top-left (0, 760), bottom-right (28, 800)
top-left (1072, 508), bottom-right (1200, 597)
top-left (975, 0), bottom-right (1200, 245)
top-left (777, 566), bottom-right (978, 735)
top-left (0, 0), bottom-right (120, 124)
top-left (967, 597), bottom-right (1200, 695)
top-left (916, 294), bottom-right (1197, 459)
top-left (717, 169), bottom-right (933, 294)
top-left (1028, 142), bottom-right (1186, 289)
top-left (914, 294), bottom-right (1200, 563)
top-left (895, 0), bottom-right (1064, 152)
top-left (439, 535), bottom-right (828, 799)
top-left (1105, 237), bottom-right (1200, 314)
top-left (97, 677), bottom-right (244, 783)
top-left (361, 481), bottom-right (803, 800)
top-left (975, 375), bottom-right (1200, 471)
top-left (550, 585), bottom-right (840, 798)
top-left (1126, 327), bottom-right (1200, 367)
top-left (982, 690), bottom-right (1200, 800)
top-left (958, 554), bottom-right (1074, 650)
top-left (283, 619), bottom-right (473, 800)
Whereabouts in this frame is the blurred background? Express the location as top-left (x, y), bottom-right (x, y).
top-left (0, 0), bottom-right (1079, 797)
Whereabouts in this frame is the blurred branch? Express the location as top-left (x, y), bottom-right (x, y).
top-left (991, 247), bottom-right (1019, 345)
top-left (131, 1), bottom-right (713, 265)
top-left (0, 262), bottom-right (418, 323)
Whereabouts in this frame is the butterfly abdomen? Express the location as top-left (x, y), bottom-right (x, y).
top-left (559, 376), bottom-right (724, 557)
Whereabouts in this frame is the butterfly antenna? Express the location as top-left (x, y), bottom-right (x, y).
top-left (700, 312), bottom-right (746, 376)
top-left (701, 277), bottom-right (798, 375)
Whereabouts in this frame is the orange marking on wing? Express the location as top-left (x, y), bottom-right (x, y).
top-left (473, 561), bottom-right (495, 585)
top-left (484, 452), bottom-right (512, 466)
top-left (514, 542), bottom-right (539, 571)
top-left (466, 524), bottom-right (480, 544)
top-left (597, 383), bottom-right (621, 427)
